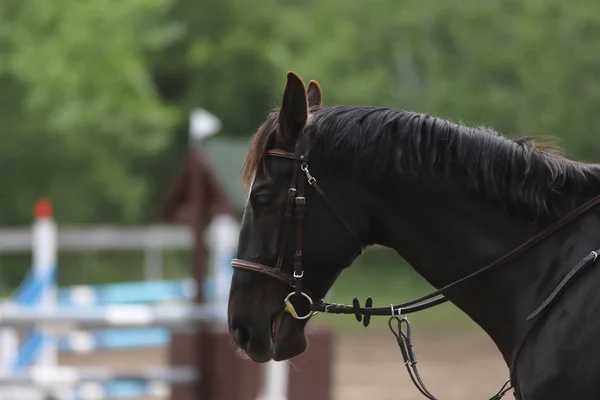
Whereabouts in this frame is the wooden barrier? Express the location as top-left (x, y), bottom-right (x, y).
top-left (170, 327), bottom-right (333, 400)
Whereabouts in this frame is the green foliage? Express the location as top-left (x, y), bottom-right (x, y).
top-left (149, 0), bottom-right (282, 136)
top-left (3, 0), bottom-right (600, 289)
top-left (0, 0), bottom-right (179, 224)
top-left (266, 0), bottom-right (600, 163)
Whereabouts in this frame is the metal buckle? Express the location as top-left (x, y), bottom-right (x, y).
top-left (293, 270), bottom-right (304, 279)
top-left (295, 197), bottom-right (305, 205)
top-left (284, 292), bottom-right (314, 320)
top-left (301, 163), bottom-right (317, 185)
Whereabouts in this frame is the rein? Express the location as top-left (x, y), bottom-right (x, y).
top-left (231, 135), bottom-right (600, 400)
top-left (312, 191), bottom-right (600, 322)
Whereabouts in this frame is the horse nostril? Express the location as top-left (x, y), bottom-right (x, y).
top-left (233, 325), bottom-right (250, 349)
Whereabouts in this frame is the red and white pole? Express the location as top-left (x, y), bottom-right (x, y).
top-left (31, 198), bottom-right (58, 367)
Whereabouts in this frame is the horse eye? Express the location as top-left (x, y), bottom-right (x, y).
top-left (254, 193), bottom-right (274, 208)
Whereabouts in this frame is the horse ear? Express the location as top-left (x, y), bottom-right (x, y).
top-left (278, 71), bottom-right (308, 140)
top-left (307, 80), bottom-right (322, 107)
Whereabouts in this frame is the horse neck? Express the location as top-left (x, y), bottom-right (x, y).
top-left (365, 172), bottom-right (600, 363)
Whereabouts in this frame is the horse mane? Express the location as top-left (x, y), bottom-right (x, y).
top-left (241, 110), bottom-right (279, 188)
top-left (242, 105), bottom-right (600, 218)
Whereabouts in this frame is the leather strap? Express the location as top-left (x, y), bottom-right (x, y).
top-left (275, 157), bottom-right (300, 270)
top-left (313, 192), bottom-right (600, 318)
top-left (527, 248), bottom-right (600, 321)
top-left (266, 149), bottom-right (299, 160)
top-left (505, 247), bottom-right (600, 399)
top-left (310, 179), bottom-right (364, 251)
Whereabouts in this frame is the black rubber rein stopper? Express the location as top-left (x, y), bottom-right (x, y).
top-left (363, 297), bottom-right (373, 327)
top-left (351, 297), bottom-right (373, 327)
top-left (352, 298), bottom-right (362, 323)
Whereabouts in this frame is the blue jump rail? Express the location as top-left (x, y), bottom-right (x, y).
top-left (57, 279), bottom-right (197, 307)
top-left (11, 277), bottom-right (198, 370)
top-left (72, 379), bottom-right (170, 399)
top-left (58, 327), bottom-right (171, 353)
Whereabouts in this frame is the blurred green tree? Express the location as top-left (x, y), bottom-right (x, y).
top-left (3, 0), bottom-right (600, 227)
top-left (265, 0), bottom-right (600, 162)
top-left (0, 0), bottom-right (180, 224)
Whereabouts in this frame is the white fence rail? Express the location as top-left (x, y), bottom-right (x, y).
top-left (0, 225), bottom-right (193, 252)
top-left (0, 225), bottom-right (193, 280)
top-left (0, 225), bottom-right (385, 281)
top-left (0, 304), bottom-right (214, 331)
top-left (0, 209), bottom-right (242, 400)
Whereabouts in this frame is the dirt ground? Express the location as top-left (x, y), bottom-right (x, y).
top-left (334, 331), bottom-right (508, 400)
top-left (59, 329), bottom-right (509, 400)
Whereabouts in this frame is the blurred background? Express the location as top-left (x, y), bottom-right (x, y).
top-left (1, 0), bottom-right (600, 399)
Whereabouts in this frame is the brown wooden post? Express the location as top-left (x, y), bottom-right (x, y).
top-left (161, 154), bottom-right (208, 400)
top-left (288, 329), bottom-right (334, 400)
top-left (199, 325), bottom-right (262, 400)
top-left (160, 148), bottom-right (256, 400)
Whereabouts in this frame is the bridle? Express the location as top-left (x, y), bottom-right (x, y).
top-left (230, 132), bottom-right (600, 400)
top-left (230, 133), bottom-right (364, 319)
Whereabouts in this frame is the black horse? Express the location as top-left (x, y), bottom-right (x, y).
top-left (227, 72), bottom-right (600, 399)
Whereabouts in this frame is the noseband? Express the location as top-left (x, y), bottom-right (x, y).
top-left (230, 134), bottom-right (364, 319)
